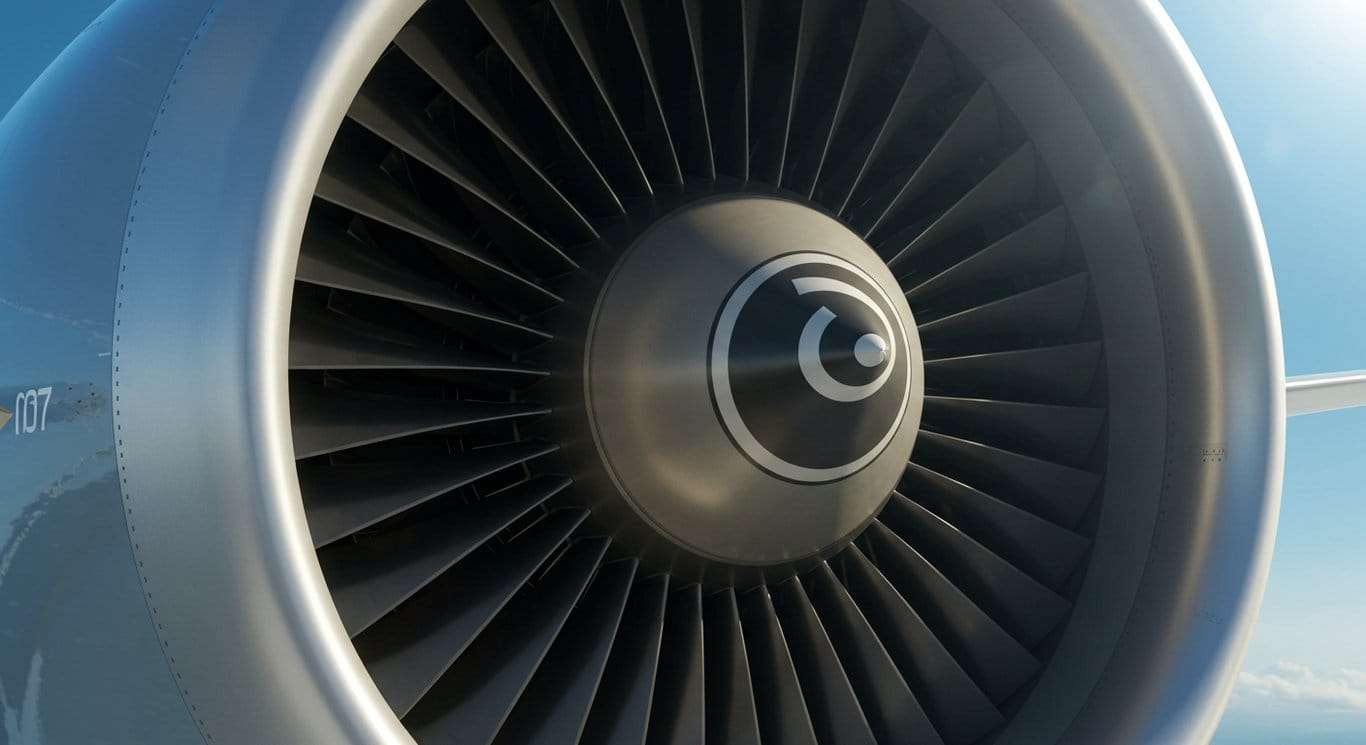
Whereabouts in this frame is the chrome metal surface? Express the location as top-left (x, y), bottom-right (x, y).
top-left (106, 0), bottom-right (424, 742)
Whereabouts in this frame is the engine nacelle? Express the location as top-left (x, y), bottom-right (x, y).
top-left (1, 1), bottom-right (1284, 743)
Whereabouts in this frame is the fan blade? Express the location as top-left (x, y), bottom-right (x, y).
top-left (315, 150), bottom-right (562, 312)
top-left (406, 537), bottom-right (612, 744)
top-left (745, 0), bottom-right (800, 184)
top-left (863, 521), bottom-right (1041, 701)
top-left (319, 479), bottom-right (567, 637)
top-left (464, 0), bottom-right (628, 213)
top-left (792, 0), bottom-right (902, 197)
top-left (347, 82), bottom-right (579, 277)
top-left (883, 144), bottom-right (1038, 267)
top-left (770, 578), bottom-right (878, 745)
top-left (854, 84), bottom-right (1000, 237)
top-left (394, 17), bottom-right (600, 233)
top-left (289, 384), bottom-right (549, 459)
top-left (912, 430), bottom-right (1100, 528)
top-left (903, 462), bottom-right (1090, 588)
top-left (288, 305), bottom-right (547, 381)
top-left (545, 0), bottom-right (656, 195)
top-left (619, 0), bottom-right (713, 180)
top-left (581, 574), bottom-right (672, 745)
top-left (685, 0), bottom-right (749, 181)
top-left (836, 546), bottom-right (1002, 744)
top-left (805, 563), bottom-right (943, 745)
top-left (299, 443), bottom-right (560, 547)
top-left (614, 0), bottom-right (686, 183)
top-left (646, 585), bottom-right (706, 745)
top-left (296, 224), bottom-right (551, 351)
top-left (555, 0), bottom-right (682, 185)
top-left (494, 559), bottom-right (641, 745)
top-left (923, 342), bottom-right (1102, 403)
top-left (921, 395), bottom-right (1105, 467)
top-left (916, 273), bottom-right (1091, 346)
top-left (355, 508), bottom-right (588, 717)
top-left (826, 30), bottom-right (955, 215)
top-left (738, 587), bottom-right (819, 745)
top-left (904, 206), bottom-right (1069, 302)
top-left (703, 589), bottom-right (762, 745)
top-left (777, 0), bottom-right (840, 193)
top-left (776, 0), bottom-right (850, 195)
top-left (880, 494), bottom-right (1072, 647)
top-left (676, 0), bottom-right (719, 180)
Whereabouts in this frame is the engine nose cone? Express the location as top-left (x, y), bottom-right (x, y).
top-left (855, 334), bottom-right (890, 367)
top-left (712, 251), bottom-right (914, 483)
top-left (586, 196), bottom-right (924, 566)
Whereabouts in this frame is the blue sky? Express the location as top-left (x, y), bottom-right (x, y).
top-left (4, 2), bottom-right (1365, 743)
top-left (1159, 1), bottom-right (1366, 741)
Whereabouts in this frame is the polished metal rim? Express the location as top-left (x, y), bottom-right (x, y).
top-left (102, 1), bottom-right (1282, 743)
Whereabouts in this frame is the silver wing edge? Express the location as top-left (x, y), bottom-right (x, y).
top-left (1287, 371), bottom-right (1366, 416)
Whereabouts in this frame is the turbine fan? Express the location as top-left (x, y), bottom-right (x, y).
top-left (0, 0), bottom-right (1294, 743)
top-left (290, 2), bottom-right (1106, 742)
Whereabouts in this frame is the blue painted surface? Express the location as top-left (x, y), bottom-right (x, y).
top-left (0, 2), bottom-right (205, 742)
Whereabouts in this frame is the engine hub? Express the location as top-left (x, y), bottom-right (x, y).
top-left (585, 196), bottom-right (924, 566)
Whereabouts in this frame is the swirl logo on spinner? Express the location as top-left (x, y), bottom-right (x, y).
top-left (709, 252), bottom-right (913, 483)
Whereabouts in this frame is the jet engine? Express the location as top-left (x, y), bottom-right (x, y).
top-left (0, 0), bottom-right (1285, 743)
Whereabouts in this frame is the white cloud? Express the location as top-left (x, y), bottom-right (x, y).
top-left (1236, 662), bottom-right (1366, 712)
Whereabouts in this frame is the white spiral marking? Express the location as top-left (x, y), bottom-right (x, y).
top-left (710, 252), bottom-right (913, 483)
top-left (792, 276), bottom-right (896, 403)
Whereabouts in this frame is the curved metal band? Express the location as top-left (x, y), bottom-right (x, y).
top-left (109, 0), bottom-right (421, 741)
